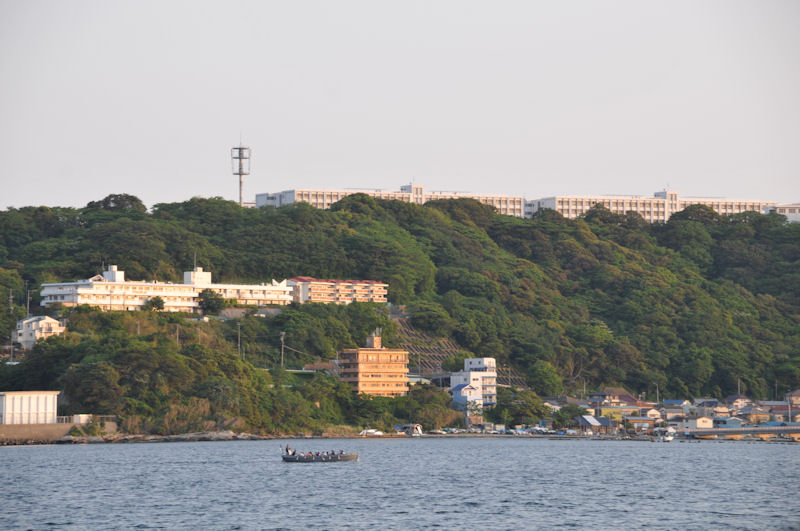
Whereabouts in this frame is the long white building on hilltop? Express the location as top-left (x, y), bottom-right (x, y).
top-left (256, 183), bottom-right (525, 218)
top-left (256, 183), bottom-right (784, 223)
top-left (40, 265), bottom-right (293, 312)
top-left (770, 203), bottom-right (800, 223)
top-left (526, 190), bottom-right (776, 223)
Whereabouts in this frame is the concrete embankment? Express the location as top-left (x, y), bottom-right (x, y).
top-left (0, 425), bottom-right (270, 446)
top-left (0, 423), bottom-right (74, 445)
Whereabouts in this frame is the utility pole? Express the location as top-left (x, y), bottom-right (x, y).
top-left (176, 325), bottom-right (180, 349)
top-left (237, 323), bottom-right (242, 359)
top-left (280, 331), bottom-right (285, 369)
top-left (24, 280), bottom-right (30, 317)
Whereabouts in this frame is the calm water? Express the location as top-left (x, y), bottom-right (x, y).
top-left (1, 437), bottom-right (798, 530)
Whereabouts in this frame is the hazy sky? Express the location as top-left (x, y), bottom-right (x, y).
top-left (1, 0), bottom-right (798, 209)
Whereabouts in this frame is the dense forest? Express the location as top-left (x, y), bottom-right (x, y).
top-left (0, 193), bottom-right (798, 432)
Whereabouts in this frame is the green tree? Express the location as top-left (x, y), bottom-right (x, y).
top-left (552, 404), bottom-right (587, 428)
top-left (142, 296), bottom-right (165, 311)
top-left (198, 288), bottom-right (226, 314)
top-left (527, 360), bottom-right (563, 396)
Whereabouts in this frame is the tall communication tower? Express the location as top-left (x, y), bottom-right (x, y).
top-left (231, 145), bottom-right (251, 207)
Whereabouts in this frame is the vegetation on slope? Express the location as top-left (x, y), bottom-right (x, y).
top-left (0, 193), bottom-right (798, 433)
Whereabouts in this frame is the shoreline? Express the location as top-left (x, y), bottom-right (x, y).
top-left (2, 430), bottom-right (797, 446)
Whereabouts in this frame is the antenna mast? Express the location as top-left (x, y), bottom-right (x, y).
top-left (231, 144), bottom-right (251, 207)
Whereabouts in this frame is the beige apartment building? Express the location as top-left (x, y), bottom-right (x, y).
top-left (256, 183), bottom-right (525, 217)
top-left (338, 333), bottom-right (409, 397)
top-left (526, 190), bottom-right (776, 223)
top-left (12, 316), bottom-right (66, 350)
top-left (40, 265), bottom-right (293, 312)
top-left (288, 277), bottom-right (388, 304)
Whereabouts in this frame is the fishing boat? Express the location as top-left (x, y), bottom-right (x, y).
top-left (653, 426), bottom-right (676, 442)
top-left (282, 451), bottom-right (358, 463)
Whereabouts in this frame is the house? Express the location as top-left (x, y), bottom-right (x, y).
top-left (450, 358), bottom-right (497, 407)
top-left (452, 384), bottom-right (482, 410)
top-left (543, 395), bottom-right (591, 411)
top-left (623, 416), bottom-right (656, 431)
top-left (575, 415), bottom-right (601, 434)
top-left (694, 398), bottom-right (721, 407)
top-left (713, 417), bottom-right (745, 428)
top-left (337, 332), bottom-right (409, 397)
top-left (0, 391), bottom-right (60, 424)
top-left (588, 387), bottom-right (639, 406)
top-left (12, 316), bottom-right (66, 350)
top-left (575, 415), bottom-right (617, 434)
top-left (786, 390), bottom-right (800, 407)
top-left (737, 405), bottom-right (772, 425)
top-left (693, 405), bottom-right (730, 418)
top-left (670, 416), bottom-right (713, 430)
top-left (640, 408), bottom-right (662, 420)
top-left (661, 399), bottom-right (691, 408)
top-left (724, 395), bottom-right (753, 410)
top-left (596, 417), bottom-right (617, 433)
top-left (763, 405), bottom-right (800, 423)
top-left (659, 406), bottom-right (689, 420)
top-left (597, 405), bottom-right (641, 421)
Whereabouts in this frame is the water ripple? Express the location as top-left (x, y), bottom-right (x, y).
top-left (1, 438), bottom-right (798, 529)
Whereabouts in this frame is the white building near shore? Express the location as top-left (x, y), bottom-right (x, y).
top-left (0, 391), bottom-right (60, 424)
top-left (450, 358), bottom-right (497, 408)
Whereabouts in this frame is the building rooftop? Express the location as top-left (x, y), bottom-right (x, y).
top-left (289, 276), bottom-right (386, 285)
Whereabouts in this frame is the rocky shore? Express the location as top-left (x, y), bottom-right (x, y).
top-left (55, 430), bottom-right (269, 444)
top-left (0, 431), bottom-right (272, 445)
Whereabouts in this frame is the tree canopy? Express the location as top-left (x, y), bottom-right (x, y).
top-left (1, 193), bottom-right (798, 419)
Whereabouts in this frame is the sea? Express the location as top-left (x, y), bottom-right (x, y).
top-left (2, 437), bottom-right (798, 530)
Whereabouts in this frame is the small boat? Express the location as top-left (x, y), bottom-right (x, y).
top-left (282, 452), bottom-right (358, 463)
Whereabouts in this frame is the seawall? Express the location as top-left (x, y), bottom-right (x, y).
top-left (0, 423), bottom-right (74, 444)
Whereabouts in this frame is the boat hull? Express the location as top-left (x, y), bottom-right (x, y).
top-left (282, 453), bottom-right (358, 463)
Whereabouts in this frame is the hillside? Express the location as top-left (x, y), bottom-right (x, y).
top-left (1, 193), bottom-right (799, 406)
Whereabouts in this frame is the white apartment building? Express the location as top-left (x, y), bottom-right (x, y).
top-left (40, 265), bottom-right (293, 313)
top-left (12, 316), bottom-right (66, 350)
top-left (770, 203), bottom-right (800, 223)
top-left (287, 276), bottom-right (388, 304)
top-left (0, 391), bottom-right (60, 424)
top-left (450, 357), bottom-right (497, 408)
top-left (526, 190), bottom-right (776, 223)
top-left (256, 183), bottom-right (526, 218)
top-left (257, 183), bottom-right (782, 223)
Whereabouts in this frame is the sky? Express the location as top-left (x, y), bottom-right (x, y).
top-left (1, 0), bottom-right (799, 210)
